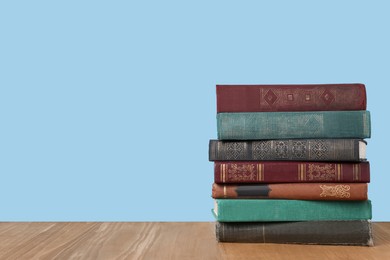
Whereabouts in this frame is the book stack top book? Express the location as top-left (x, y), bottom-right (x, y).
top-left (216, 83), bottom-right (366, 112)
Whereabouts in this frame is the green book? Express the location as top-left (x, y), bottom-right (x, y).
top-left (217, 111), bottom-right (371, 140)
top-left (213, 199), bottom-right (372, 222)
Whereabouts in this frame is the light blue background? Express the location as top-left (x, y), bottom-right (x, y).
top-left (0, 1), bottom-right (388, 221)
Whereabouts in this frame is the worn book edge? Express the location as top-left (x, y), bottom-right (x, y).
top-left (360, 140), bottom-right (367, 160)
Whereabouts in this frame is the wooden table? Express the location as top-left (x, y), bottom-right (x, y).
top-left (0, 222), bottom-right (389, 259)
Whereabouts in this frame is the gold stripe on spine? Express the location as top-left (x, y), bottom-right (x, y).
top-left (337, 164), bottom-right (341, 181)
top-left (299, 164), bottom-right (302, 181)
top-left (261, 164), bottom-right (264, 181)
top-left (223, 185), bottom-right (227, 198)
top-left (220, 164), bottom-right (223, 182)
top-left (356, 164), bottom-right (359, 181)
top-left (301, 164), bottom-right (305, 181)
top-left (257, 164), bottom-right (260, 181)
top-left (303, 164), bottom-right (306, 181)
top-left (298, 164), bottom-right (301, 181)
top-left (341, 164), bottom-right (343, 181)
top-left (355, 164), bottom-right (358, 181)
top-left (223, 164), bottom-right (226, 183)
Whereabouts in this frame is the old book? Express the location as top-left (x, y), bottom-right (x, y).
top-left (217, 111), bottom-right (371, 140)
top-left (216, 221), bottom-right (373, 246)
top-left (209, 139), bottom-right (366, 161)
top-left (214, 161), bottom-right (370, 183)
top-left (212, 199), bottom-right (372, 222)
top-left (212, 183), bottom-right (368, 200)
top-left (216, 84), bottom-right (366, 112)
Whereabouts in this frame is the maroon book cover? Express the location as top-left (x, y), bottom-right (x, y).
top-left (216, 84), bottom-right (366, 112)
top-left (214, 161), bottom-right (370, 183)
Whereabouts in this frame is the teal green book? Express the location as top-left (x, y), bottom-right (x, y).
top-left (213, 199), bottom-right (372, 222)
top-left (217, 111), bottom-right (371, 140)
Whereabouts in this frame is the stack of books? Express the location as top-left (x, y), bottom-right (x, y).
top-left (209, 84), bottom-right (373, 246)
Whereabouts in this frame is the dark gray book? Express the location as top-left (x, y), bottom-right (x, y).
top-left (216, 221), bottom-right (373, 246)
top-left (209, 139), bottom-right (366, 161)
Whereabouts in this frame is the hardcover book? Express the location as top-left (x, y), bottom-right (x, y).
top-left (209, 139), bottom-right (366, 161)
top-left (213, 199), bottom-right (372, 222)
top-left (216, 221), bottom-right (373, 246)
top-left (217, 111), bottom-right (371, 140)
top-left (214, 161), bottom-right (370, 184)
top-left (212, 183), bottom-right (368, 200)
top-left (216, 84), bottom-right (366, 112)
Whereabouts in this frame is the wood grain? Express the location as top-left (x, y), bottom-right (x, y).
top-left (0, 222), bottom-right (389, 259)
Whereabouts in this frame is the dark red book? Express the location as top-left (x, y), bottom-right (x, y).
top-left (216, 84), bottom-right (366, 112)
top-left (214, 161), bottom-right (370, 183)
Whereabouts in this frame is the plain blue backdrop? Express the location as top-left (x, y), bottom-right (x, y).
top-left (0, 1), bottom-right (389, 221)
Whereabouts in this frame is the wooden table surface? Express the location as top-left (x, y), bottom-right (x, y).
top-left (0, 222), bottom-right (389, 259)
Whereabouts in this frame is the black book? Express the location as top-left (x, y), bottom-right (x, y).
top-left (209, 139), bottom-right (366, 161)
top-left (216, 221), bottom-right (373, 246)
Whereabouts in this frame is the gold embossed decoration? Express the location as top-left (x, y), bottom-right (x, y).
top-left (307, 164), bottom-right (336, 181)
top-left (227, 164), bottom-right (256, 182)
top-left (320, 185), bottom-right (351, 198)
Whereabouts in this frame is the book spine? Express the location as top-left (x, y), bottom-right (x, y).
top-left (212, 183), bottom-right (368, 200)
top-left (217, 111), bottom-right (371, 140)
top-left (214, 199), bottom-right (372, 221)
top-left (216, 84), bottom-right (367, 112)
top-left (214, 161), bottom-right (370, 183)
top-left (209, 139), bottom-right (364, 161)
top-left (216, 221), bottom-right (373, 246)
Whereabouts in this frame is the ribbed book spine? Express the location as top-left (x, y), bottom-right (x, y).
top-left (216, 84), bottom-right (367, 112)
top-left (216, 221), bottom-right (373, 246)
top-left (213, 199), bottom-right (372, 222)
top-left (214, 161), bottom-right (370, 183)
top-left (209, 139), bottom-right (365, 161)
top-left (217, 111), bottom-right (371, 140)
top-left (212, 183), bottom-right (368, 200)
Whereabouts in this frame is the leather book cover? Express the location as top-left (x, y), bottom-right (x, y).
top-left (209, 139), bottom-right (366, 161)
top-left (214, 161), bottom-right (370, 183)
top-left (216, 84), bottom-right (366, 112)
top-left (217, 111), bottom-right (371, 140)
top-left (216, 221), bottom-right (373, 246)
top-left (212, 183), bottom-right (368, 200)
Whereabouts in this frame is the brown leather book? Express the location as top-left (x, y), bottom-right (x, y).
top-left (212, 183), bottom-right (368, 200)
